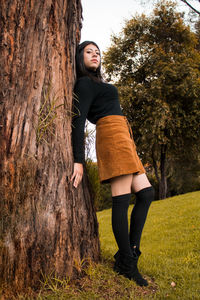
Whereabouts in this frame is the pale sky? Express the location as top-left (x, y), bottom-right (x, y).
top-left (80, 0), bottom-right (151, 52)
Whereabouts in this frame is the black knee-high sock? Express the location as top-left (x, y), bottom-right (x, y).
top-left (129, 186), bottom-right (154, 249)
top-left (112, 193), bottom-right (132, 256)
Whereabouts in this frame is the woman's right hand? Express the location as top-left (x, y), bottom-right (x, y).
top-left (70, 163), bottom-right (84, 188)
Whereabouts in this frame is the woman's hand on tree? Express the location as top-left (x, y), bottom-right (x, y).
top-left (71, 163), bottom-right (83, 188)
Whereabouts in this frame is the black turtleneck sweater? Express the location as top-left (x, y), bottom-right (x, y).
top-left (72, 76), bottom-right (123, 163)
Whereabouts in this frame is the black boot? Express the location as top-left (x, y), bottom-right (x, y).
top-left (114, 248), bottom-right (148, 286)
top-left (114, 246), bottom-right (141, 264)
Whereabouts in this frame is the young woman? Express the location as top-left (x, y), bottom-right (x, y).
top-left (71, 41), bottom-right (154, 287)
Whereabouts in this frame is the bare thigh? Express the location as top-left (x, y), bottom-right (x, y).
top-left (110, 174), bottom-right (132, 196)
top-left (110, 173), bottom-right (151, 196)
top-left (131, 173), bottom-right (151, 193)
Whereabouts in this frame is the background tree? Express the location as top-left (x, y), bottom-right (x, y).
top-left (85, 160), bottom-right (112, 211)
top-left (139, 0), bottom-right (200, 15)
top-left (180, 0), bottom-right (200, 15)
top-left (168, 151), bottom-right (200, 195)
top-left (103, 1), bottom-right (200, 199)
top-left (84, 122), bottom-right (112, 211)
top-left (0, 0), bottom-right (100, 292)
top-left (195, 16), bottom-right (200, 48)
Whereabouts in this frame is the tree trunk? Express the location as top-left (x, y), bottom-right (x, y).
top-left (0, 0), bottom-right (100, 292)
top-left (152, 146), bottom-right (160, 185)
top-left (159, 144), bottom-right (167, 199)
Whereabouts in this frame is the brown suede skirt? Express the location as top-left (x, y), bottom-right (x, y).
top-left (96, 115), bottom-right (145, 184)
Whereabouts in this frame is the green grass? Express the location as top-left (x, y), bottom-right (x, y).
top-left (2, 191), bottom-right (200, 299)
top-left (98, 191), bottom-right (200, 299)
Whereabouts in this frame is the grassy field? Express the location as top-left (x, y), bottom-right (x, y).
top-left (2, 191), bottom-right (200, 299)
top-left (97, 191), bottom-right (200, 300)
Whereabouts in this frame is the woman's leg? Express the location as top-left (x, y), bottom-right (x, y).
top-left (131, 173), bottom-right (151, 193)
top-left (110, 174), bottom-right (132, 196)
top-left (110, 174), bottom-right (148, 286)
top-left (110, 174), bottom-right (132, 256)
top-left (130, 173), bottom-right (154, 249)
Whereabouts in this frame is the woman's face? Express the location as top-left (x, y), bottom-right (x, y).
top-left (83, 44), bottom-right (101, 71)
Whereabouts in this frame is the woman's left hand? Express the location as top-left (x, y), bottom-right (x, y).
top-left (70, 163), bottom-right (83, 188)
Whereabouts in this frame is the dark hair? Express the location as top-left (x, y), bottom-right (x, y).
top-left (75, 41), bottom-right (103, 82)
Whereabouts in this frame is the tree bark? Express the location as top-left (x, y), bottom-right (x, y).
top-left (0, 0), bottom-right (100, 292)
top-left (152, 146), bottom-right (160, 185)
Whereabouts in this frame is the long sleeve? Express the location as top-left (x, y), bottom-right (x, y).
top-left (72, 77), bottom-right (95, 163)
